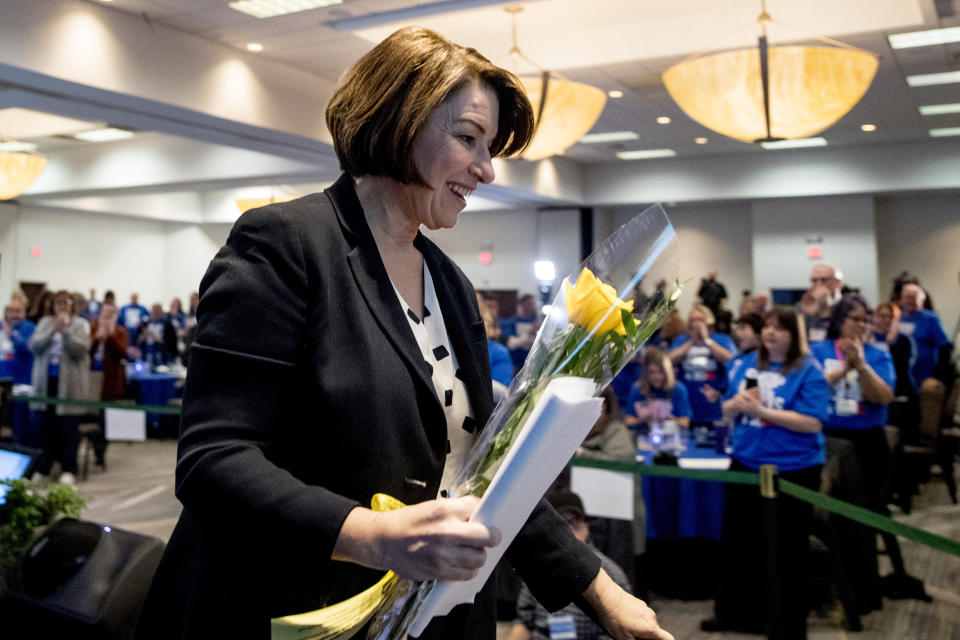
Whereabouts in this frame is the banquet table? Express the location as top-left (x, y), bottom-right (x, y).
top-left (128, 370), bottom-right (181, 431)
top-left (638, 437), bottom-right (730, 541)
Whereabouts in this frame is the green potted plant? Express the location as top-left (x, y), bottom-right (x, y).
top-left (0, 478), bottom-right (85, 595)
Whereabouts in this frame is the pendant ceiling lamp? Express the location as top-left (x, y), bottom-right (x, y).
top-left (505, 5), bottom-right (606, 161)
top-left (661, 0), bottom-right (878, 143)
top-left (235, 193), bottom-right (297, 213)
top-left (0, 148), bottom-right (47, 200)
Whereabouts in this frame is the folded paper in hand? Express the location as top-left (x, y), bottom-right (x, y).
top-left (408, 376), bottom-right (601, 637)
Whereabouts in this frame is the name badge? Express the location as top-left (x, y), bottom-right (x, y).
top-left (548, 615), bottom-right (577, 639)
top-left (809, 328), bottom-right (827, 342)
top-left (899, 322), bottom-right (915, 336)
top-left (836, 398), bottom-right (859, 416)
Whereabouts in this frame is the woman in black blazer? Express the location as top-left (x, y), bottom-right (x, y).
top-left (136, 26), bottom-right (671, 640)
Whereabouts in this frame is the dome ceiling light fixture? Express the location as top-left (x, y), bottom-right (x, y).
top-left (504, 5), bottom-right (607, 161)
top-left (0, 134), bottom-right (47, 200)
top-left (661, 0), bottom-right (878, 143)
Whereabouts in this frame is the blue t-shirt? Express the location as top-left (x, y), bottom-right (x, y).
top-left (898, 309), bottom-right (950, 389)
top-left (120, 303), bottom-right (149, 342)
top-left (625, 383), bottom-right (692, 421)
top-left (487, 339), bottom-right (513, 387)
top-left (810, 340), bottom-right (895, 431)
top-left (611, 359), bottom-right (641, 414)
top-left (0, 320), bottom-right (35, 384)
top-left (726, 352), bottom-right (829, 471)
top-left (726, 348), bottom-right (758, 385)
top-left (672, 332), bottom-right (737, 423)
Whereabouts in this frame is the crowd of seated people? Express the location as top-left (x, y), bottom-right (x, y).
top-left (1, 287), bottom-right (200, 485)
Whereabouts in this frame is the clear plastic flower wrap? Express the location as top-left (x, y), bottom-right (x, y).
top-left (365, 203), bottom-right (681, 640)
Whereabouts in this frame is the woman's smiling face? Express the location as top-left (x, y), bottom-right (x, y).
top-left (408, 81), bottom-right (499, 230)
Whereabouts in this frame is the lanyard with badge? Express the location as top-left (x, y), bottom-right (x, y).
top-left (828, 343), bottom-right (861, 416)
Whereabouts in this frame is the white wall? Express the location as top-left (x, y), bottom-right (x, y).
top-left (876, 194), bottom-right (960, 340)
top-left (162, 223), bottom-right (231, 305)
top-left (751, 195), bottom-right (879, 305)
top-left (0, 204), bottom-right (230, 309)
top-left (0, 203), bottom-right (21, 304)
top-left (15, 205), bottom-right (166, 303)
top-left (425, 208), bottom-right (582, 296)
top-left (610, 202), bottom-right (754, 318)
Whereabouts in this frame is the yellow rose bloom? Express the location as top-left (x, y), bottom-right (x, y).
top-left (564, 268), bottom-right (634, 335)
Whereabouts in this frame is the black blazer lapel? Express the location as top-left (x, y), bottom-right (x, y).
top-left (326, 176), bottom-right (440, 406)
top-left (418, 235), bottom-right (494, 427)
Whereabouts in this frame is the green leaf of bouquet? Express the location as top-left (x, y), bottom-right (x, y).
top-left (621, 309), bottom-right (637, 340)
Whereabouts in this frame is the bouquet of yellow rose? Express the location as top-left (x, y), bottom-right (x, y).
top-left (363, 204), bottom-right (681, 640)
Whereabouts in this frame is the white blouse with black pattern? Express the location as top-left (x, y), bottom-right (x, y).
top-left (392, 261), bottom-right (475, 497)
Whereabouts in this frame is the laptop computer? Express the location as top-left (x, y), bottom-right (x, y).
top-left (0, 442), bottom-right (41, 504)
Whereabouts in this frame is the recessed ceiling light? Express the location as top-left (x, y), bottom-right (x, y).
top-left (607, 90), bottom-right (624, 99)
top-left (888, 26), bottom-right (960, 49)
top-left (246, 43), bottom-right (264, 52)
top-left (578, 131), bottom-right (638, 144)
top-left (929, 127), bottom-right (960, 138)
top-left (615, 149), bottom-right (677, 160)
top-left (860, 124), bottom-right (877, 132)
top-left (73, 127), bottom-right (135, 142)
top-left (760, 137), bottom-right (827, 150)
top-left (229, 0), bottom-right (342, 19)
top-left (919, 103), bottom-right (960, 116)
top-left (656, 116), bottom-right (671, 125)
top-left (694, 137), bottom-right (708, 144)
top-left (906, 71), bottom-right (960, 87)
top-left (0, 141), bottom-right (38, 152)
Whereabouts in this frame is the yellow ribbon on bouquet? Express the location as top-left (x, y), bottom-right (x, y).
top-left (270, 494), bottom-right (404, 640)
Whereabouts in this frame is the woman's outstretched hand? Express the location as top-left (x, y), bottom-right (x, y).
top-left (333, 496), bottom-right (501, 581)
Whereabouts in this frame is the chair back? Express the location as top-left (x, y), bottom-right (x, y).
top-left (918, 384), bottom-right (945, 440)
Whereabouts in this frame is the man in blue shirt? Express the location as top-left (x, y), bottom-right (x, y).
top-left (119, 292), bottom-right (149, 345)
top-left (898, 284), bottom-right (952, 392)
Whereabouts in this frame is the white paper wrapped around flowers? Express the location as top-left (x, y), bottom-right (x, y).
top-left (408, 376), bottom-right (602, 635)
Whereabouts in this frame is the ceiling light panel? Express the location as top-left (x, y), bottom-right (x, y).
top-left (919, 103), bottom-right (960, 116)
top-left (229, 0), bottom-right (343, 19)
top-left (578, 131), bottom-right (638, 144)
top-left (888, 26), bottom-right (960, 49)
top-left (73, 127), bottom-right (135, 142)
top-left (906, 71), bottom-right (960, 87)
top-left (0, 141), bottom-right (38, 152)
top-left (929, 127), bottom-right (960, 137)
top-left (615, 149), bottom-right (676, 160)
top-left (760, 137), bottom-right (828, 150)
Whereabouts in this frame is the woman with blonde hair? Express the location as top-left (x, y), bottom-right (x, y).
top-left (624, 347), bottom-right (691, 432)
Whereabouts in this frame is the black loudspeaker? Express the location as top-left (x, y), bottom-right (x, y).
top-left (8, 518), bottom-right (164, 640)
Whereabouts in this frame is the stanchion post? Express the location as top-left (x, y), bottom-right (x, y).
top-left (759, 464), bottom-right (782, 640)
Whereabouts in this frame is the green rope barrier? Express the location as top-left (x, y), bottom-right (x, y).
top-left (11, 394), bottom-right (181, 415)
top-left (569, 457), bottom-right (960, 560)
top-left (779, 479), bottom-right (960, 559)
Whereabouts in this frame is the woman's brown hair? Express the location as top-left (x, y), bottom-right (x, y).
top-left (757, 305), bottom-right (808, 373)
top-left (326, 26), bottom-right (534, 185)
